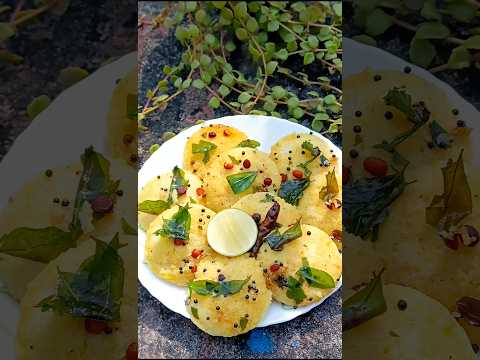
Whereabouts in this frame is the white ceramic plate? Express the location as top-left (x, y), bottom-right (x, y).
top-left (138, 115), bottom-right (343, 327)
top-left (0, 52), bottom-right (136, 359)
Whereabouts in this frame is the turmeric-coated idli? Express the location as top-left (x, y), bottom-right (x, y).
top-left (203, 148), bottom-right (281, 212)
top-left (145, 204), bottom-right (216, 286)
top-left (184, 124), bottom-right (247, 180)
top-left (186, 256), bottom-right (271, 337)
top-left (257, 224), bottom-right (341, 307)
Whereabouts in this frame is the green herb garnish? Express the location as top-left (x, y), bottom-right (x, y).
top-left (138, 199), bottom-right (171, 215)
top-left (301, 140), bottom-right (320, 157)
top-left (426, 150), bottom-right (472, 231)
top-left (228, 155), bottom-right (241, 165)
top-left (278, 178), bottom-right (310, 205)
top-left (239, 316), bottom-right (249, 330)
top-left (286, 276), bottom-right (306, 304)
top-left (429, 120), bottom-right (452, 149)
top-left (237, 139), bottom-right (261, 148)
top-left (319, 170), bottom-right (339, 201)
top-left (191, 306), bottom-right (199, 319)
top-left (37, 233), bottom-right (125, 321)
top-left (155, 205), bottom-right (191, 240)
top-left (261, 193), bottom-right (275, 203)
top-left (297, 258), bottom-right (335, 289)
top-left (227, 171), bottom-right (257, 194)
top-left (343, 269), bottom-right (387, 332)
top-left (192, 140), bottom-right (217, 163)
top-left (343, 169), bottom-right (407, 241)
top-left (188, 276), bottom-right (251, 297)
top-left (266, 220), bottom-right (302, 250)
top-left (375, 88), bottom-right (431, 152)
top-left (168, 166), bottom-right (189, 202)
top-left (121, 218), bottom-right (137, 235)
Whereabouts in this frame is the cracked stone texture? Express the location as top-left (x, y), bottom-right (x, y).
top-left (137, 2), bottom-right (342, 359)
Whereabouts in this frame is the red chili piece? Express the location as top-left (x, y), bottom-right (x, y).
top-left (208, 131), bottom-right (216, 138)
top-left (223, 129), bottom-right (232, 136)
top-left (292, 170), bottom-right (303, 179)
top-left (191, 265), bottom-right (198, 273)
top-left (331, 229), bottom-right (342, 242)
top-left (224, 162), bottom-right (234, 170)
top-left (174, 239), bottom-right (186, 246)
top-left (363, 157), bottom-right (388, 177)
top-left (280, 173), bottom-right (287, 183)
top-left (342, 166), bottom-right (350, 185)
top-left (263, 177), bottom-right (273, 186)
top-left (196, 187), bottom-right (205, 196)
top-left (191, 249), bottom-right (203, 259)
top-left (270, 263), bottom-right (281, 272)
top-left (243, 159), bottom-right (251, 169)
top-left (85, 319), bottom-right (109, 334)
top-left (126, 342), bottom-right (138, 360)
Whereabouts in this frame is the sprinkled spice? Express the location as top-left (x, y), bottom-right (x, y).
top-left (234, 323), bottom-right (238, 328)
top-left (457, 120), bottom-right (465, 128)
top-left (374, 74), bottom-right (382, 81)
top-left (174, 239), bottom-right (186, 246)
top-left (385, 111), bottom-right (393, 120)
top-left (218, 274), bottom-right (225, 282)
top-left (45, 169), bottom-right (53, 177)
top-left (397, 300), bottom-right (407, 311)
top-left (191, 249), bottom-right (203, 259)
top-left (243, 159), bottom-right (251, 169)
top-left (353, 125), bottom-right (362, 133)
top-left (452, 109), bottom-right (459, 116)
top-left (404, 66), bottom-right (412, 74)
top-left (355, 110), bottom-right (362, 117)
top-left (245, 295), bottom-right (250, 299)
top-left (292, 170), bottom-right (303, 179)
top-left (223, 129), bottom-right (231, 136)
top-left (280, 173), bottom-right (287, 183)
top-left (53, 197), bottom-right (60, 203)
top-left (349, 149), bottom-right (359, 159)
top-left (224, 162), bottom-right (234, 170)
top-left (263, 178), bottom-right (272, 186)
top-left (307, 231), bottom-right (311, 236)
top-left (208, 131), bottom-right (216, 138)
top-left (216, 306), bottom-right (220, 310)
top-left (61, 200), bottom-right (70, 207)
top-left (116, 189), bottom-right (123, 196)
top-left (270, 263), bottom-right (281, 272)
top-left (196, 188), bottom-right (205, 196)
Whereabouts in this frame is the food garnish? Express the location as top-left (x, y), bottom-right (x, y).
top-left (296, 258), bottom-right (335, 289)
top-left (188, 276), bottom-right (251, 297)
top-left (37, 233), bottom-right (125, 321)
top-left (227, 171), bottom-right (257, 194)
top-left (250, 201), bottom-right (280, 257)
top-left (343, 269), bottom-right (387, 332)
top-left (192, 140), bottom-right (218, 163)
top-left (266, 220), bottom-right (302, 251)
top-left (237, 139), bottom-right (261, 148)
top-left (155, 205), bottom-right (192, 241)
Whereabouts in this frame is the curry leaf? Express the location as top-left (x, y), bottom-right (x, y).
top-left (297, 258), bottom-right (335, 289)
top-left (227, 171), bottom-right (257, 194)
top-left (192, 140), bottom-right (217, 163)
top-left (343, 269), bottom-right (387, 331)
top-left (237, 139), bottom-right (261, 148)
top-left (278, 178), bottom-right (310, 205)
top-left (188, 276), bottom-right (250, 297)
top-left (429, 120), bottom-right (452, 149)
top-left (155, 205), bottom-right (191, 240)
top-left (37, 234), bottom-right (125, 321)
top-left (286, 276), bottom-right (306, 304)
top-left (138, 200), bottom-right (171, 215)
top-left (319, 170), bottom-right (339, 201)
top-left (240, 316), bottom-right (249, 330)
top-left (266, 220), bottom-right (302, 250)
top-left (121, 218), bottom-right (137, 235)
top-left (0, 227), bottom-right (77, 263)
top-left (426, 150), bottom-right (472, 231)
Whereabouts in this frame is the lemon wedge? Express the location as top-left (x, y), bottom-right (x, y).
top-left (207, 209), bottom-right (258, 257)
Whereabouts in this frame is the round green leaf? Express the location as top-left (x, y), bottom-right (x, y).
top-left (225, 41), bottom-right (236, 52)
top-left (365, 9), bottom-right (392, 36)
top-left (27, 95), bottom-right (51, 120)
top-left (58, 67), bottom-right (88, 87)
top-left (446, 3), bottom-right (476, 23)
top-left (208, 97), bottom-right (220, 109)
top-left (238, 92), bottom-right (252, 104)
top-left (0, 22), bottom-right (15, 41)
top-left (266, 61), bottom-right (278, 75)
top-left (192, 79), bottom-right (205, 89)
top-left (409, 38), bottom-right (436, 68)
top-left (274, 48), bottom-right (289, 61)
top-left (287, 97), bottom-right (299, 109)
top-left (246, 17), bottom-right (259, 33)
top-left (235, 28), bottom-right (249, 41)
top-left (218, 85), bottom-right (231, 97)
top-left (268, 20), bottom-right (280, 32)
top-left (311, 118), bottom-right (324, 132)
top-left (200, 54), bottom-right (211, 67)
top-left (464, 35), bottom-right (480, 49)
top-left (222, 72), bottom-right (235, 86)
top-left (307, 35), bottom-right (319, 49)
top-left (205, 34), bottom-right (216, 45)
top-left (149, 144), bottom-right (160, 154)
top-left (291, 107), bottom-right (304, 119)
top-left (304, 52), bottom-right (315, 65)
top-left (272, 86), bottom-right (287, 99)
top-left (447, 46), bottom-right (471, 69)
top-left (263, 101), bottom-right (277, 112)
top-left (415, 22), bottom-right (450, 40)
top-left (352, 34), bottom-right (377, 47)
top-left (323, 94), bottom-right (337, 105)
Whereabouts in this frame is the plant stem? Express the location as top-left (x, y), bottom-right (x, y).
top-left (429, 64), bottom-right (449, 73)
top-left (204, 85), bottom-right (242, 114)
top-left (13, 1), bottom-right (53, 26)
top-left (392, 17), bottom-right (465, 46)
top-left (279, 22), bottom-right (304, 42)
top-left (286, 20), bottom-right (342, 33)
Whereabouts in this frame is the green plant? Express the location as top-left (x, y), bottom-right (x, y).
top-left (139, 1), bottom-right (342, 134)
top-left (0, 0), bottom-right (70, 64)
top-left (351, 0), bottom-right (480, 72)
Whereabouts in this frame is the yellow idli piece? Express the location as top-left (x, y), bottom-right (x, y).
top-left (106, 68), bottom-right (137, 166)
top-left (298, 171), bottom-right (342, 241)
top-left (232, 192), bottom-right (301, 228)
top-left (344, 284), bottom-right (476, 360)
top-left (0, 163), bottom-right (85, 300)
top-left (186, 256), bottom-right (271, 337)
top-left (257, 224), bottom-right (341, 307)
top-left (270, 133), bottom-right (338, 180)
top-left (138, 168), bottom-right (203, 232)
top-left (16, 235), bottom-right (137, 360)
top-left (203, 148), bottom-right (281, 212)
top-left (145, 204), bottom-right (216, 286)
top-left (183, 124), bottom-right (247, 180)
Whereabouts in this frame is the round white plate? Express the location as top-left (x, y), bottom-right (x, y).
top-left (138, 115), bottom-right (343, 327)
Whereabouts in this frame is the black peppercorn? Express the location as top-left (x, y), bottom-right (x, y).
top-left (349, 149), bottom-right (359, 159)
top-left (353, 125), bottom-right (362, 133)
top-left (397, 299), bottom-right (407, 310)
top-left (385, 111), bottom-right (393, 120)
